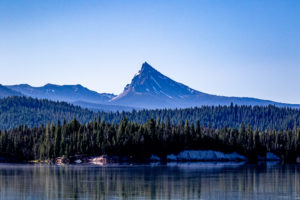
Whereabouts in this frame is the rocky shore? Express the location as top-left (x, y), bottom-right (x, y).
top-left (51, 150), bottom-right (283, 165)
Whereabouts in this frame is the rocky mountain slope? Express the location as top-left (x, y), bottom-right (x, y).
top-left (110, 62), bottom-right (299, 109)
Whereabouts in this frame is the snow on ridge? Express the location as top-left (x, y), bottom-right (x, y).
top-left (160, 91), bottom-right (173, 99)
top-left (152, 86), bottom-right (159, 94)
top-left (46, 89), bottom-right (55, 94)
top-left (167, 150), bottom-right (247, 161)
top-left (151, 76), bottom-right (161, 88)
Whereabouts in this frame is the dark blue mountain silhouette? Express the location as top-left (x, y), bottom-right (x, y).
top-left (7, 84), bottom-right (115, 104)
top-left (110, 62), bottom-right (300, 109)
top-left (1, 62), bottom-right (299, 110)
top-left (0, 84), bottom-right (22, 98)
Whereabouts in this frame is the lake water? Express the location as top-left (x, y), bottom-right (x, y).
top-left (0, 162), bottom-right (300, 200)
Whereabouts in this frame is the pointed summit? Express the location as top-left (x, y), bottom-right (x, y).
top-left (138, 62), bottom-right (159, 76)
top-left (112, 62), bottom-right (291, 109)
top-left (110, 62), bottom-right (202, 108)
top-left (141, 62), bottom-right (155, 71)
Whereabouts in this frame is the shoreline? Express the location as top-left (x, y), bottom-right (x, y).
top-left (1, 150), bottom-right (287, 165)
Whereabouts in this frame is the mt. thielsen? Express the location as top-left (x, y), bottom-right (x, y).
top-left (1, 62), bottom-right (299, 110)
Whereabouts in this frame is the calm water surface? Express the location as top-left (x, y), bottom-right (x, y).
top-left (0, 162), bottom-right (300, 200)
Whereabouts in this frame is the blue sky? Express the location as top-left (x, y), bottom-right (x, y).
top-left (0, 0), bottom-right (299, 103)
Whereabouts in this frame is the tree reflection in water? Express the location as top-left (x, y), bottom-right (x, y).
top-left (0, 163), bottom-right (300, 200)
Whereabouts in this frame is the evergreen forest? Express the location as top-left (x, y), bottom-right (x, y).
top-left (0, 118), bottom-right (300, 162)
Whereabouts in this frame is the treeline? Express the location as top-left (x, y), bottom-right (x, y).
top-left (1, 118), bottom-right (300, 162)
top-left (102, 104), bottom-right (300, 130)
top-left (1, 97), bottom-right (300, 131)
top-left (0, 96), bottom-right (96, 130)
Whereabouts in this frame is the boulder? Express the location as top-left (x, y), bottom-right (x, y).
top-left (167, 150), bottom-right (247, 161)
top-left (257, 152), bottom-right (280, 161)
top-left (88, 155), bottom-right (120, 165)
top-left (150, 155), bottom-right (161, 161)
top-left (55, 157), bottom-right (70, 165)
top-left (266, 152), bottom-right (280, 161)
top-left (167, 154), bottom-right (177, 161)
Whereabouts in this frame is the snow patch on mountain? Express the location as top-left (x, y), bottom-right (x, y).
top-left (161, 91), bottom-right (173, 99)
top-left (151, 76), bottom-right (161, 88)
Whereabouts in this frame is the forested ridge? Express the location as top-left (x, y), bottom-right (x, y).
top-left (1, 97), bottom-right (300, 162)
top-left (102, 104), bottom-right (300, 131)
top-left (1, 118), bottom-right (300, 162)
top-left (0, 96), bottom-right (96, 130)
top-left (1, 96), bottom-right (300, 130)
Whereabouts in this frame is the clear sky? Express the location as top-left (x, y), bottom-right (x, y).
top-left (0, 0), bottom-right (299, 103)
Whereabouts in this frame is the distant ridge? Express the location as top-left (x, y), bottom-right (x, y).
top-left (4, 84), bottom-right (121, 111)
top-left (1, 62), bottom-right (299, 110)
top-left (0, 84), bottom-right (22, 98)
top-left (7, 83), bottom-right (115, 104)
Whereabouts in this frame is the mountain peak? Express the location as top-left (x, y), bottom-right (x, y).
top-left (140, 62), bottom-right (157, 73)
top-left (111, 62), bottom-right (203, 108)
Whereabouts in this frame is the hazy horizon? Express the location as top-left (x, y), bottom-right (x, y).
top-left (1, 0), bottom-right (299, 103)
